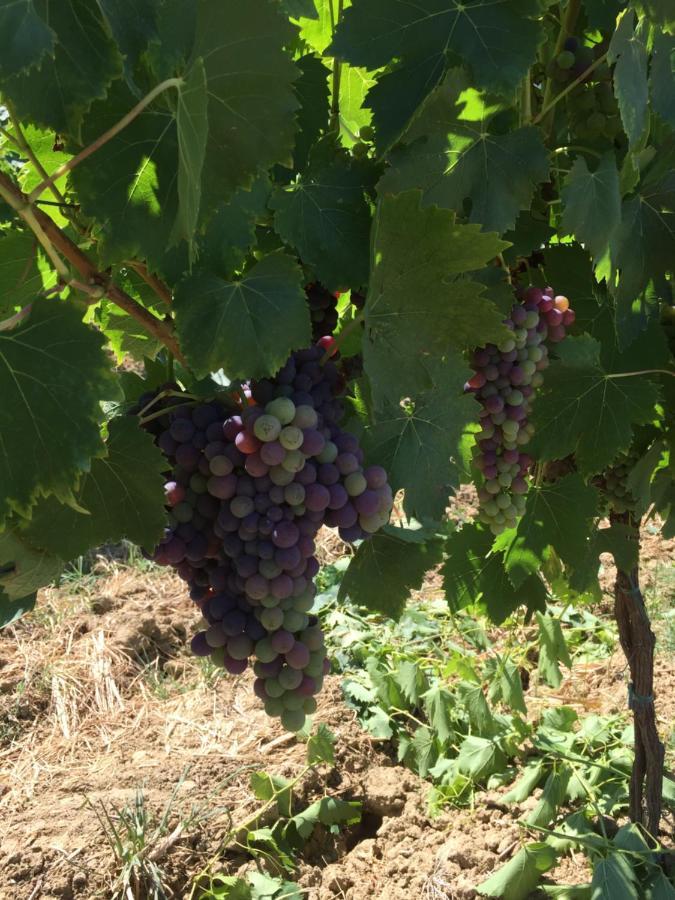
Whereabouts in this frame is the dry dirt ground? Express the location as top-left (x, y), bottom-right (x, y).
top-left (0, 533), bottom-right (673, 900)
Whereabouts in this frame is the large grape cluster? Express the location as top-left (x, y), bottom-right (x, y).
top-left (305, 283), bottom-right (339, 341)
top-left (140, 342), bottom-right (393, 732)
top-left (466, 286), bottom-right (575, 535)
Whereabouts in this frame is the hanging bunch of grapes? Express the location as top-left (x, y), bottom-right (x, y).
top-left (466, 285), bottom-right (575, 535)
top-left (138, 343), bottom-right (394, 732)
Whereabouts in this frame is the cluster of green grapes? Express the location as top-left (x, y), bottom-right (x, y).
top-left (596, 449), bottom-right (640, 515)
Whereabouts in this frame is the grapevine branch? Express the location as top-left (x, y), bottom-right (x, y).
top-left (126, 260), bottom-right (173, 306)
top-left (0, 170), bottom-right (185, 363)
top-left (28, 77), bottom-right (183, 203)
top-left (4, 99), bottom-right (69, 208)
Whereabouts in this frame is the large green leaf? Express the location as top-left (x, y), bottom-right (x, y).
top-left (442, 524), bottom-right (548, 622)
top-left (497, 475), bottom-right (600, 588)
top-left (271, 143), bottom-right (372, 291)
top-left (364, 191), bottom-right (509, 408)
top-left (190, 0), bottom-right (300, 212)
top-left (171, 57), bottom-right (208, 251)
top-left (0, 589), bottom-right (37, 629)
top-left (529, 342), bottom-right (661, 475)
top-left (0, 0), bottom-right (55, 79)
top-left (651, 32), bottom-right (675, 129)
top-left (330, 0), bottom-right (543, 99)
top-left (362, 357), bottom-right (476, 519)
top-left (0, 300), bottom-right (117, 523)
top-left (23, 418), bottom-right (167, 560)
top-left (174, 253), bottom-right (311, 380)
top-left (0, 229), bottom-right (55, 317)
top-left (608, 175), bottom-right (675, 348)
top-left (478, 842), bottom-right (557, 899)
top-left (537, 614), bottom-right (573, 689)
top-left (608, 11), bottom-right (649, 148)
top-left (0, 527), bottom-right (63, 604)
top-left (97, 0), bottom-right (160, 83)
top-left (291, 55), bottom-right (331, 172)
top-left (339, 529), bottom-right (442, 618)
top-left (561, 153), bottom-right (621, 264)
top-left (380, 71), bottom-right (549, 234)
top-left (590, 854), bottom-right (638, 900)
top-left (1, 0), bottom-right (122, 139)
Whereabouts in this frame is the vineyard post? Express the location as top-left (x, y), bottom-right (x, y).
top-left (610, 511), bottom-right (665, 837)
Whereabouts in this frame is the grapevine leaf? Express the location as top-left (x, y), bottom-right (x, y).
top-left (339, 530), bottom-right (442, 618)
top-left (0, 527), bottom-right (63, 603)
top-left (22, 418), bottom-right (167, 561)
top-left (536, 613), bottom-right (573, 689)
top-left (561, 154), bottom-right (621, 263)
top-left (608, 11), bottom-right (649, 147)
top-left (271, 143), bottom-right (372, 291)
top-left (306, 724), bottom-right (336, 766)
top-left (171, 56), bottom-right (208, 252)
top-left (71, 80), bottom-right (181, 270)
top-left (284, 0), bottom-right (318, 16)
top-left (423, 685), bottom-right (455, 744)
top-left (457, 681), bottom-right (495, 736)
top-left (13, 125), bottom-right (73, 207)
top-left (651, 32), bottom-right (675, 129)
top-left (442, 525), bottom-right (548, 622)
top-left (477, 842), bottom-right (557, 900)
top-left (1, 0), bottom-right (122, 139)
top-left (0, 300), bottom-right (117, 523)
top-left (0, 0), bottom-right (55, 79)
top-left (366, 55), bottom-right (447, 152)
top-left (97, 0), bottom-right (159, 82)
top-left (191, 0), bottom-right (300, 210)
top-left (457, 735), bottom-right (507, 781)
top-left (0, 229), bottom-right (55, 316)
top-left (645, 872), bottom-right (675, 900)
top-left (569, 523), bottom-right (639, 592)
top-left (174, 253), bottom-right (310, 380)
top-left (498, 475), bottom-right (601, 588)
top-left (291, 55), bottom-right (331, 172)
top-left (380, 71), bottom-right (549, 233)
top-left (330, 0), bottom-right (543, 98)
top-left (529, 362), bottom-right (661, 475)
top-left (363, 360), bottom-right (475, 519)
top-left (298, 0), bottom-right (337, 54)
top-left (0, 589), bottom-right (37, 629)
top-left (527, 766), bottom-right (572, 828)
top-left (288, 797), bottom-right (361, 841)
top-left (499, 662), bottom-right (527, 715)
top-left (609, 175), bottom-right (675, 347)
top-left (584, 0), bottom-right (626, 30)
top-left (364, 191), bottom-right (509, 408)
top-left (338, 65), bottom-right (376, 143)
top-left (590, 854), bottom-right (638, 900)
top-left (503, 761), bottom-right (546, 804)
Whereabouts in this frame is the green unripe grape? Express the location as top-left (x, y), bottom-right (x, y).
top-left (359, 124), bottom-right (375, 141)
top-left (293, 405), bottom-right (318, 429)
top-left (281, 708), bottom-right (306, 732)
top-left (494, 512), bottom-right (506, 525)
top-left (497, 460), bottom-right (512, 473)
top-left (283, 609), bottom-right (308, 632)
top-left (266, 397), bottom-right (296, 425)
top-left (498, 337), bottom-right (516, 353)
top-left (522, 360), bottom-right (536, 376)
top-left (524, 310), bottom-right (539, 329)
top-left (316, 441), bottom-right (338, 463)
top-left (303, 697), bottom-right (318, 715)
top-left (531, 372), bottom-right (544, 388)
top-left (507, 390), bottom-right (524, 407)
top-left (556, 50), bottom-right (575, 70)
top-left (264, 697), bottom-right (285, 717)
top-left (344, 471), bottom-right (367, 496)
top-left (190, 473), bottom-right (207, 494)
top-left (255, 638), bottom-right (277, 663)
top-left (484, 500), bottom-right (499, 516)
top-left (259, 559), bottom-right (282, 579)
top-left (283, 691), bottom-right (305, 711)
top-left (492, 412), bottom-right (507, 425)
top-left (254, 414), bottom-right (282, 442)
top-left (587, 111), bottom-right (606, 132)
top-left (284, 482), bottom-right (305, 506)
top-left (485, 479), bottom-right (501, 494)
top-left (352, 141), bottom-right (369, 158)
top-left (260, 594), bottom-right (280, 609)
top-left (490, 523), bottom-right (505, 535)
top-left (496, 493), bottom-right (511, 509)
top-left (265, 678), bottom-right (285, 698)
top-left (270, 464), bottom-right (295, 485)
top-left (279, 425), bottom-right (304, 450)
top-left (279, 667), bottom-right (303, 690)
top-left (293, 590), bottom-right (315, 613)
top-left (259, 607), bottom-right (284, 631)
top-left (516, 430), bottom-right (530, 445)
top-left (498, 472), bottom-right (513, 488)
top-left (281, 449), bottom-right (306, 473)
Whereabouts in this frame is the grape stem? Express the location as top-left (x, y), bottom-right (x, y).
top-left (532, 52), bottom-right (609, 126)
top-left (320, 310), bottom-right (365, 365)
top-left (0, 169), bottom-right (187, 364)
top-left (126, 260), bottom-right (173, 306)
top-left (553, 144), bottom-right (602, 159)
top-left (28, 77), bottom-right (183, 203)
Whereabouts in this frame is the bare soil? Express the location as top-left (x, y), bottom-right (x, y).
top-left (0, 539), bottom-right (672, 900)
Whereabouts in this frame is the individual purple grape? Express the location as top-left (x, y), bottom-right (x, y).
top-left (170, 418), bottom-right (195, 443)
top-left (222, 654), bottom-right (248, 675)
top-left (273, 521), bottom-right (299, 549)
top-left (285, 642), bottom-right (310, 670)
top-left (364, 466), bottom-right (387, 489)
top-left (304, 482), bottom-right (330, 511)
top-left (271, 629), bottom-right (295, 654)
top-left (191, 631), bottom-right (212, 657)
top-left (328, 483), bottom-right (348, 509)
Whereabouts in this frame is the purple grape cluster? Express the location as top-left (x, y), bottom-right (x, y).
top-left (144, 342), bottom-right (394, 731)
top-left (466, 287), bottom-right (575, 535)
top-left (305, 282), bottom-right (339, 341)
